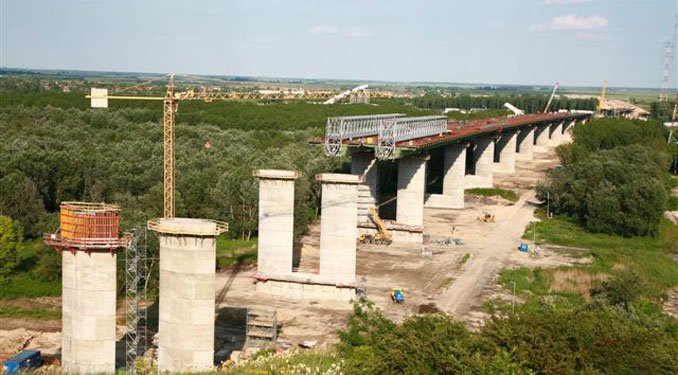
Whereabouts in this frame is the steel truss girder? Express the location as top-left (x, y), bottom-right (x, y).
top-left (377, 116), bottom-right (448, 160)
top-left (324, 114), bottom-right (406, 156)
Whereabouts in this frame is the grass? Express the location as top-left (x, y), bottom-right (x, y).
top-left (216, 235), bottom-right (258, 268)
top-left (0, 305), bottom-right (61, 320)
top-left (501, 210), bottom-right (678, 304)
top-left (0, 239), bottom-right (61, 300)
top-left (465, 188), bottom-right (519, 202)
top-left (457, 253), bottom-right (471, 269)
top-left (219, 349), bottom-right (342, 374)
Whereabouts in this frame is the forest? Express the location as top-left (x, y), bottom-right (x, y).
top-left (412, 92), bottom-right (598, 113)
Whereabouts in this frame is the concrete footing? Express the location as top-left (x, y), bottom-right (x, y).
top-left (256, 280), bottom-right (356, 301)
top-left (61, 251), bottom-right (117, 374)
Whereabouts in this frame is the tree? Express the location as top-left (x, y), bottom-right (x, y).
top-left (0, 215), bottom-right (22, 277)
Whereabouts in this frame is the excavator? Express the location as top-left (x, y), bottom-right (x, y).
top-left (359, 207), bottom-right (392, 245)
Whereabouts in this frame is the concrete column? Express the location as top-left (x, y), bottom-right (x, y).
top-left (464, 136), bottom-right (494, 188)
top-left (534, 124), bottom-right (551, 147)
top-left (254, 169), bottom-right (299, 277)
top-left (494, 131), bottom-right (517, 173)
top-left (549, 122), bottom-right (563, 146)
top-left (350, 152), bottom-right (378, 221)
top-left (516, 127), bottom-right (535, 161)
top-left (317, 174), bottom-right (360, 285)
top-left (397, 155), bottom-right (428, 226)
top-left (426, 143), bottom-right (467, 209)
top-left (154, 218), bottom-right (221, 373)
top-left (562, 120), bottom-right (575, 143)
top-left (61, 251), bottom-right (116, 374)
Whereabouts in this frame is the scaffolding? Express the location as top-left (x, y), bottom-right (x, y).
top-left (246, 308), bottom-right (278, 346)
top-left (125, 228), bottom-right (148, 371)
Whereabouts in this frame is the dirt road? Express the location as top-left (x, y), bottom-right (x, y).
top-left (436, 192), bottom-right (538, 317)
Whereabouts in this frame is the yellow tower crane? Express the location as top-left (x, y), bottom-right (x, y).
top-left (87, 73), bottom-right (334, 218)
top-left (598, 80), bottom-right (608, 112)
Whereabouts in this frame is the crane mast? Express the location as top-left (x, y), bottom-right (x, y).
top-left (163, 74), bottom-right (178, 218)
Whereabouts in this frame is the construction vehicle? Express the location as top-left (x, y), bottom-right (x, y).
top-left (476, 212), bottom-right (496, 223)
top-left (391, 288), bottom-right (405, 304)
top-left (359, 207), bottom-right (392, 245)
top-left (3, 350), bottom-right (42, 374)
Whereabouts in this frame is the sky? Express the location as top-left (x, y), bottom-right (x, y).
top-left (1, 0), bottom-right (677, 87)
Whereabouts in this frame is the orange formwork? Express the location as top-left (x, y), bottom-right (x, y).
top-left (44, 202), bottom-right (131, 252)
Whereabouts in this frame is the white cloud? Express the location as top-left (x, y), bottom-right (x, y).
top-left (343, 27), bottom-right (375, 38)
top-left (544, 0), bottom-right (595, 4)
top-left (530, 14), bottom-right (609, 31)
top-left (308, 25), bottom-right (339, 35)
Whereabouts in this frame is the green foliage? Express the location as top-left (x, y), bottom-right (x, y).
top-left (413, 93), bottom-right (597, 113)
top-left (0, 305), bottom-right (61, 320)
top-left (216, 236), bottom-right (257, 268)
top-left (338, 300), bottom-right (530, 375)
top-left (466, 188), bottom-right (519, 202)
top-left (517, 213), bottom-right (677, 303)
top-left (539, 118), bottom-right (674, 237)
top-left (592, 271), bottom-right (643, 309)
top-left (0, 215), bottom-right (22, 277)
top-left (483, 303), bottom-right (678, 374)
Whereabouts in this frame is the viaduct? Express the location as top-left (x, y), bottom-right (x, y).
top-left (254, 111), bottom-right (590, 300)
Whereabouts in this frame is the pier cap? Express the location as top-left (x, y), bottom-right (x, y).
top-left (315, 173), bottom-right (363, 184)
top-left (147, 217), bottom-right (228, 236)
top-left (253, 169), bottom-right (301, 180)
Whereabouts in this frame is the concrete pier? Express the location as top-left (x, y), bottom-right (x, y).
top-left (426, 143), bottom-right (466, 209)
top-left (397, 155), bottom-right (428, 226)
top-left (351, 152), bottom-right (378, 221)
top-left (562, 120), bottom-right (575, 143)
top-left (151, 218), bottom-right (225, 373)
top-left (61, 252), bottom-right (116, 374)
top-left (494, 131), bottom-right (517, 173)
top-left (549, 122), bottom-right (563, 146)
top-left (465, 136), bottom-right (494, 188)
top-left (254, 169), bottom-right (300, 277)
top-left (317, 174), bottom-right (361, 285)
top-left (516, 127), bottom-right (534, 161)
top-left (534, 124), bottom-right (551, 148)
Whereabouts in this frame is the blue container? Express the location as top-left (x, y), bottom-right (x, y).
top-left (518, 243), bottom-right (529, 252)
top-left (3, 350), bottom-right (42, 374)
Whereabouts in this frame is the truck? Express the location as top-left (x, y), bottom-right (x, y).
top-left (3, 350), bottom-right (42, 374)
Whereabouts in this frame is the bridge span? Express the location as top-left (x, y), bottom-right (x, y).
top-left (311, 111), bottom-right (591, 244)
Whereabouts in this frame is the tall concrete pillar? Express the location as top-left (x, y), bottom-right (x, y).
top-left (351, 152), bottom-right (378, 221)
top-left (534, 124), bottom-right (551, 147)
top-left (562, 120), bottom-right (575, 143)
top-left (516, 127), bottom-right (535, 161)
top-left (442, 143), bottom-right (466, 208)
top-left (494, 131), bottom-right (517, 173)
top-left (151, 218), bottom-right (225, 373)
top-left (317, 174), bottom-right (360, 285)
top-left (466, 136), bottom-right (494, 188)
top-left (397, 155), bottom-right (428, 226)
top-left (254, 169), bottom-right (299, 277)
top-left (61, 252), bottom-right (116, 374)
top-left (549, 122), bottom-right (563, 146)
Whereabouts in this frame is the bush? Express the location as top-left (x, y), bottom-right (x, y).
top-left (0, 215), bottom-right (22, 277)
top-left (592, 271), bottom-right (643, 309)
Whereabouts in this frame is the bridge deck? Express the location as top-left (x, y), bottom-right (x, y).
top-left (310, 112), bottom-right (588, 158)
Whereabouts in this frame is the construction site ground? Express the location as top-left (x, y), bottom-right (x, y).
top-left (0, 146), bottom-right (592, 363)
